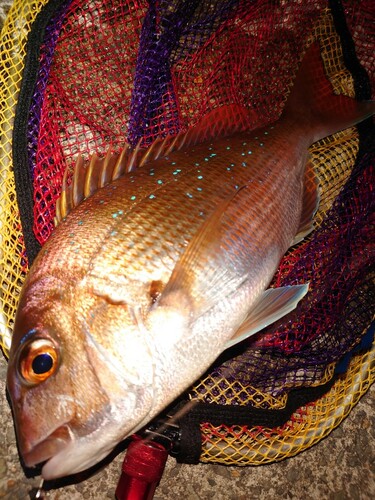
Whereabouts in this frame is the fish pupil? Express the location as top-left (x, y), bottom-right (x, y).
top-left (32, 353), bottom-right (53, 374)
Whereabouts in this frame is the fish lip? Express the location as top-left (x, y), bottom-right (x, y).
top-left (39, 415), bottom-right (146, 480)
top-left (21, 424), bottom-right (73, 468)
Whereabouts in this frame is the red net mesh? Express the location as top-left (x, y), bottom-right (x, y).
top-left (31, 0), bottom-right (334, 244)
top-left (20, 0), bottom-right (375, 400)
top-left (343, 0), bottom-right (374, 86)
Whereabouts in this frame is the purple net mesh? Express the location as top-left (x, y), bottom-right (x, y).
top-left (14, 0), bottom-right (375, 407)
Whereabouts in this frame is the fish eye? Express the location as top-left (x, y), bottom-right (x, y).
top-left (18, 338), bottom-right (59, 385)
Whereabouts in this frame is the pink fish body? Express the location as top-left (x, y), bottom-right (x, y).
top-left (6, 44), bottom-right (375, 479)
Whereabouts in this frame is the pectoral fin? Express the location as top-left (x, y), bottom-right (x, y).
top-left (225, 284), bottom-right (309, 349)
top-left (159, 186), bottom-right (247, 314)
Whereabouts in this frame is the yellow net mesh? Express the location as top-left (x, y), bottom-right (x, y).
top-left (0, 0), bottom-right (50, 355)
top-left (0, 0), bottom-right (373, 467)
top-left (200, 333), bottom-right (375, 465)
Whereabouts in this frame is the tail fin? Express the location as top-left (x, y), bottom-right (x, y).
top-left (283, 43), bottom-right (375, 143)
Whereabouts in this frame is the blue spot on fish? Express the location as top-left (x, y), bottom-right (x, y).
top-left (20, 329), bottom-right (38, 345)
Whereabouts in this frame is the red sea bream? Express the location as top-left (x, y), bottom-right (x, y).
top-left (6, 44), bottom-right (375, 479)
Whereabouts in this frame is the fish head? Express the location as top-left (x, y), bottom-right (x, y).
top-left (6, 272), bottom-right (156, 479)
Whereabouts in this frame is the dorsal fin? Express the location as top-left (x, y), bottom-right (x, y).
top-left (54, 103), bottom-right (252, 225)
top-left (54, 149), bottom-right (127, 225)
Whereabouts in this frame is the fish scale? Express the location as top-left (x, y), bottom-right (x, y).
top-left (6, 43), bottom-right (375, 480)
top-left (49, 125), bottom-right (288, 290)
top-left (80, 127), bottom-right (297, 290)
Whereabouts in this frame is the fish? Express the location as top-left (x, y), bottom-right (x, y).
top-left (6, 43), bottom-right (375, 480)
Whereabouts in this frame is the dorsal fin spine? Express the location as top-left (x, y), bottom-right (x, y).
top-left (139, 137), bottom-right (162, 167)
top-left (127, 140), bottom-right (142, 172)
top-left (155, 137), bottom-right (169, 159)
top-left (111, 146), bottom-right (128, 180)
top-left (84, 154), bottom-right (96, 198)
top-left (165, 132), bottom-right (180, 156)
top-left (73, 156), bottom-right (85, 207)
top-left (54, 103), bottom-right (252, 225)
top-left (99, 151), bottom-right (110, 188)
top-left (55, 166), bottom-right (70, 224)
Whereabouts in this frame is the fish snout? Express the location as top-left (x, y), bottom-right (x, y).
top-left (20, 424), bottom-right (73, 468)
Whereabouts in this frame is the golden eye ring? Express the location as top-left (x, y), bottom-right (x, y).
top-left (18, 338), bottom-right (59, 385)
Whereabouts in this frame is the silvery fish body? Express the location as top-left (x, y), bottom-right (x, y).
top-left (6, 44), bottom-right (375, 479)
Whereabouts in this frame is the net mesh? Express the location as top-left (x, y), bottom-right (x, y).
top-left (0, 0), bottom-right (51, 354)
top-left (200, 332), bottom-right (375, 465)
top-left (0, 0), bottom-right (374, 465)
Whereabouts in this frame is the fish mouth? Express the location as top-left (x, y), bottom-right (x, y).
top-left (38, 415), bottom-right (146, 480)
top-left (21, 424), bottom-right (73, 469)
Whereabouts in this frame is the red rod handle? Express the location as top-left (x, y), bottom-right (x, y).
top-left (116, 435), bottom-right (169, 500)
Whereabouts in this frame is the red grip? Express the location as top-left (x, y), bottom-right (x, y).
top-left (116, 435), bottom-right (169, 500)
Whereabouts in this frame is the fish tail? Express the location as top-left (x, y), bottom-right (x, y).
top-left (283, 43), bottom-right (375, 143)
